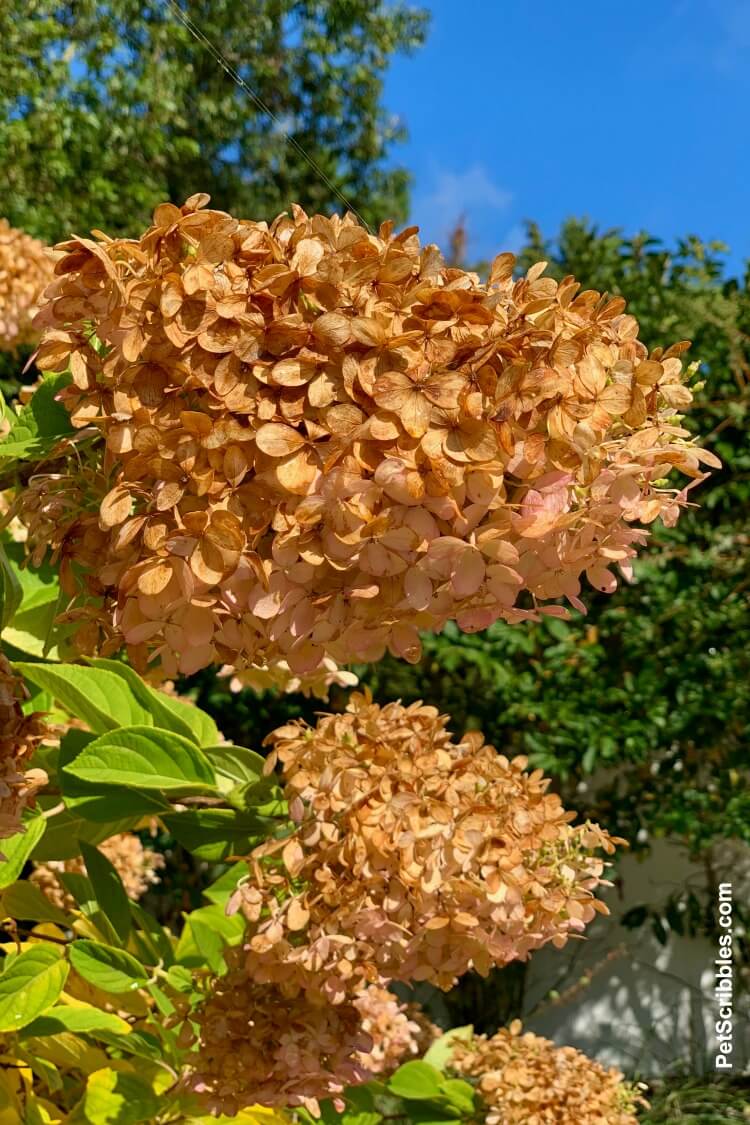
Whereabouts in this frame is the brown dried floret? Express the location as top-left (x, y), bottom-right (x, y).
top-left (450, 1021), bottom-right (645, 1125)
top-left (30, 831), bottom-right (164, 911)
top-left (0, 220), bottom-right (55, 352)
top-left (354, 986), bottom-right (439, 1075)
top-left (0, 655), bottom-right (47, 847)
top-left (228, 692), bottom-right (621, 1003)
top-left (186, 948), bottom-right (372, 1117)
top-left (23, 196), bottom-right (715, 678)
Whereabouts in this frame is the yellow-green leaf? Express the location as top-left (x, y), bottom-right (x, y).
top-left (0, 815), bottom-right (47, 888)
top-left (0, 945), bottom-right (69, 1032)
top-left (69, 940), bottom-right (148, 994)
top-left (71, 1067), bottom-right (161, 1124)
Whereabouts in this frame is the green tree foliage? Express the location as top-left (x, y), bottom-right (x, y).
top-left (0, 0), bottom-right (427, 243)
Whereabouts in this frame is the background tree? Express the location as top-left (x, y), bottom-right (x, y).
top-left (0, 0), bottom-right (428, 243)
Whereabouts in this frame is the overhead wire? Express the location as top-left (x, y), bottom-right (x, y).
top-left (163, 0), bottom-right (374, 232)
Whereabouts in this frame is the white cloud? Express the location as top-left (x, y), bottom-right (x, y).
top-left (412, 164), bottom-right (513, 249)
top-left (643, 0), bottom-right (750, 74)
top-left (497, 222), bottom-right (526, 256)
top-left (713, 0), bottom-right (750, 70)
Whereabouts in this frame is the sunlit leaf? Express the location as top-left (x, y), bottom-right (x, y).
top-left (69, 940), bottom-right (148, 994)
top-left (0, 945), bottom-right (68, 1032)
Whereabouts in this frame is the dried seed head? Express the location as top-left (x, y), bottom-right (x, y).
top-left (228, 692), bottom-right (621, 1002)
top-left (451, 1022), bottom-right (646, 1124)
top-left (24, 197), bottom-right (713, 678)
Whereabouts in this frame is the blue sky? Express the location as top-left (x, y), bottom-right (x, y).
top-left (384, 0), bottom-right (749, 273)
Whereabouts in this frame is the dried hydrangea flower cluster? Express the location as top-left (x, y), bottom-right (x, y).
top-left (0, 655), bottom-right (48, 848)
top-left (185, 945), bottom-right (372, 1117)
top-left (30, 831), bottom-right (163, 910)
top-left (0, 490), bottom-right (27, 540)
top-left (0, 220), bottom-right (55, 352)
top-left (227, 693), bottom-right (618, 1003)
top-left (221, 656), bottom-right (358, 700)
top-left (354, 986), bottom-right (439, 1075)
top-left (27, 195), bottom-right (714, 677)
top-left (450, 1022), bottom-right (644, 1125)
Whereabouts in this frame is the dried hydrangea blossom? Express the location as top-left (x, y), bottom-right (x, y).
top-left (221, 656), bottom-right (358, 700)
top-left (185, 946), bottom-right (372, 1117)
top-left (30, 831), bottom-right (164, 910)
top-left (228, 693), bottom-right (620, 1002)
top-left (0, 655), bottom-right (48, 849)
top-left (25, 195), bottom-right (715, 678)
top-left (450, 1022), bottom-right (645, 1125)
top-left (354, 986), bottom-right (439, 1075)
top-left (0, 220), bottom-right (55, 352)
top-left (0, 490), bottom-right (27, 541)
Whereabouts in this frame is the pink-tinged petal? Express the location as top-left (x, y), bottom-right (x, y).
top-left (178, 604), bottom-right (216, 647)
top-left (424, 536), bottom-right (466, 578)
top-left (537, 604), bottom-right (571, 619)
top-left (289, 598), bottom-right (316, 638)
top-left (609, 474), bottom-right (642, 508)
top-left (451, 547), bottom-right (485, 597)
top-left (178, 643), bottom-right (216, 675)
top-left (374, 458), bottom-right (424, 504)
top-left (534, 470), bottom-right (574, 492)
top-left (456, 607), bottom-right (497, 632)
top-left (122, 618), bottom-right (164, 645)
top-left (486, 575), bottom-right (520, 608)
top-left (404, 568), bottom-right (432, 611)
top-left (250, 587), bottom-right (284, 619)
top-left (360, 541), bottom-right (407, 577)
top-left (287, 639), bottom-right (324, 674)
top-left (618, 561), bottom-right (634, 583)
top-left (390, 623), bottom-right (422, 663)
top-left (586, 565), bottom-right (618, 594)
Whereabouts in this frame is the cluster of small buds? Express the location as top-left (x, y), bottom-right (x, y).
top-left (0, 655), bottom-right (48, 849)
top-left (0, 219), bottom-right (55, 351)
top-left (30, 831), bottom-right (164, 911)
top-left (450, 1021), bottom-right (646, 1125)
top-left (221, 656), bottom-right (358, 700)
top-left (354, 986), bottom-right (440, 1075)
top-left (185, 945), bottom-right (372, 1117)
top-left (227, 693), bottom-right (620, 1004)
top-left (25, 195), bottom-right (715, 678)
